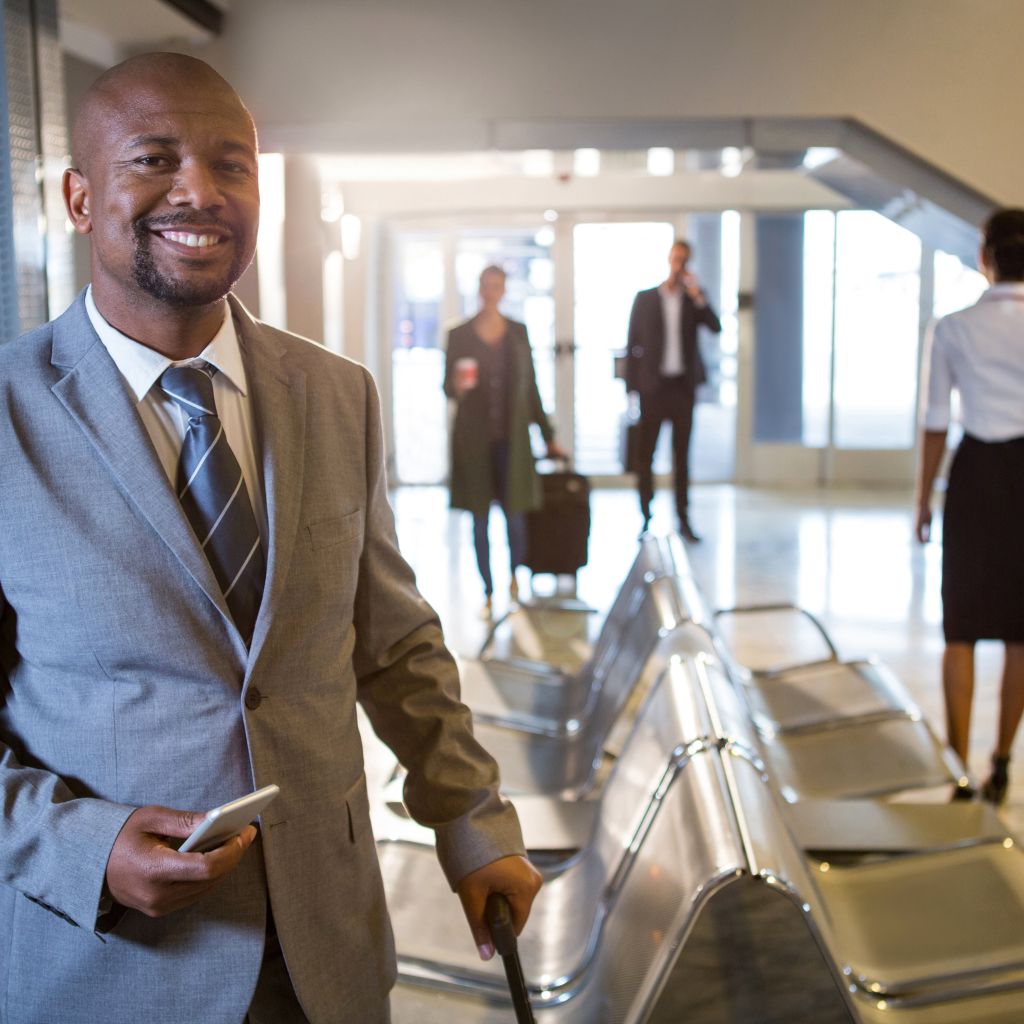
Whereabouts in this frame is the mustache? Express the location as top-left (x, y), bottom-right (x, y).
top-left (135, 212), bottom-right (233, 236)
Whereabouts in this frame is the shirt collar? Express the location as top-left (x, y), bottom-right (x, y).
top-left (980, 282), bottom-right (1024, 301)
top-left (86, 286), bottom-right (248, 402)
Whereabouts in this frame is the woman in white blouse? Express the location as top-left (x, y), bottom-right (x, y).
top-left (915, 207), bottom-right (1024, 805)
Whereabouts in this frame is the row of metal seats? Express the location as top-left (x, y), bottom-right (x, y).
top-left (377, 536), bottom-right (1024, 1021)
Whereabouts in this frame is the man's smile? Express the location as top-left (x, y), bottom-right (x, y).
top-left (156, 229), bottom-right (228, 249)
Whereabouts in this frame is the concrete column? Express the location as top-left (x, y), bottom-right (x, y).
top-left (283, 154), bottom-right (324, 343)
top-left (753, 214), bottom-right (804, 443)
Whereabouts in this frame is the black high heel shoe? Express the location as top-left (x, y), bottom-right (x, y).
top-left (981, 755), bottom-right (1010, 806)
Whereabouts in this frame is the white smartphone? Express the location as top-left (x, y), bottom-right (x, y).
top-left (178, 784), bottom-right (280, 854)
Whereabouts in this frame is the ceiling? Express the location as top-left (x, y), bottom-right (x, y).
top-left (60, 0), bottom-right (227, 55)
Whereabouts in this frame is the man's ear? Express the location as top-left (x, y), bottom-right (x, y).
top-left (63, 168), bottom-right (92, 233)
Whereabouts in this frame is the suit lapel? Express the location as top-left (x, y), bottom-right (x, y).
top-left (49, 296), bottom-right (239, 640)
top-left (230, 298), bottom-right (307, 673)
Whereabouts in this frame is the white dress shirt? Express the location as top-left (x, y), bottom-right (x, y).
top-left (919, 282), bottom-right (1024, 442)
top-left (659, 283), bottom-right (685, 377)
top-left (85, 287), bottom-right (268, 545)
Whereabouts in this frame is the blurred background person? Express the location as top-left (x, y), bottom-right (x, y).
top-left (915, 207), bottom-right (1024, 805)
top-left (445, 265), bottom-right (565, 615)
top-left (625, 239), bottom-right (721, 543)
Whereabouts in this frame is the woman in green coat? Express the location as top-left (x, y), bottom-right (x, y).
top-left (444, 265), bottom-right (565, 614)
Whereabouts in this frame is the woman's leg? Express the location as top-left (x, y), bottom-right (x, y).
top-left (996, 642), bottom-right (1024, 758)
top-left (506, 513), bottom-right (527, 573)
top-left (472, 509), bottom-right (493, 596)
top-left (490, 438), bottom-right (525, 580)
top-left (943, 641), bottom-right (975, 764)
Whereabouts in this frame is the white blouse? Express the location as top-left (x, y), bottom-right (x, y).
top-left (919, 283), bottom-right (1024, 442)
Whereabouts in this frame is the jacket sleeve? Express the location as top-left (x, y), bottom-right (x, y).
top-left (696, 296), bottom-right (722, 333)
top-left (442, 327), bottom-right (459, 399)
top-left (0, 587), bottom-right (135, 936)
top-left (350, 368), bottom-right (525, 887)
top-left (625, 291), bottom-right (643, 393)
top-left (521, 327), bottom-right (554, 443)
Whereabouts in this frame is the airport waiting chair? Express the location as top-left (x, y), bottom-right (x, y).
top-left (388, 656), bottom-right (858, 1023)
top-left (379, 657), bottom-right (721, 1003)
top-left (477, 533), bottom-right (696, 674)
top-left (714, 603), bottom-right (839, 674)
top-left (722, 742), bottom-right (1024, 1021)
top-left (697, 651), bottom-right (961, 801)
top-left (457, 568), bottom-right (712, 738)
top-left (740, 657), bottom-right (918, 734)
top-left (455, 576), bottom-right (697, 798)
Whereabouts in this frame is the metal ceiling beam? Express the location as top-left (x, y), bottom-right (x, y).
top-left (158, 0), bottom-right (223, 34)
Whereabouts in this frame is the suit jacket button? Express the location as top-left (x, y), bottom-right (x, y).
top-left (244, 687), bottom-right (262, 710)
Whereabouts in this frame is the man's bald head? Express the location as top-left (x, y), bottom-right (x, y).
top-left (62, 50), bottom-right (261, 336)
top-left (71, 52), bottom-right (256, 173)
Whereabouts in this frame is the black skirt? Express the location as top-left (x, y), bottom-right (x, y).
top-left (942, 433), bottom-right (1024, 643)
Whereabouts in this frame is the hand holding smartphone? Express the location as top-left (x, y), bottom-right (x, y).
top-left (178, 784), bottom-right (280, 854)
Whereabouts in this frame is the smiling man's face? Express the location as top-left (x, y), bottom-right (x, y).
top-left (66, 58), bottom-right (259, 320)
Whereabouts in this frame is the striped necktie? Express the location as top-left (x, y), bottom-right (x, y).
top-left (160, 362), bottom-right (265, 642)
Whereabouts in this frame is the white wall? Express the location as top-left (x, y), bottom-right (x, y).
top-left (196, 0), bottom-right (1019, 204)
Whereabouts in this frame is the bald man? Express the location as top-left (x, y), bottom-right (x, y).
top-left (0, 52), bottom-right (538, 1024)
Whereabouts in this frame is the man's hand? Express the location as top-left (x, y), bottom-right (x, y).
top-left (105, 805), bottom-right (257, 918)
top-left (546, 441), bottom-right (568, 461)
top-left (456, 854), bottom-right (542, 960)
top-left (682, 272), bottom-right (705, 305)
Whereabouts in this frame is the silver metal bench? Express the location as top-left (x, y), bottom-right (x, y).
top-left (477, 533), bottom-right (696, 674)
top-left (395, 577), bottom-right (696, 802)
top-left (705, 614), bottom-right (964, 800)
top-left (722, 734), bottom-right (1024, 1020)
top-left (456, 568), bottom-right (712, 739)
top-left (387, 655), bottom-right (858, 1022)
top-left (381, 658), bottom-right (723, 1008)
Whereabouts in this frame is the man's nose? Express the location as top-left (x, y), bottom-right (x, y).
top-left (168, 162), bottom-right (224, 209)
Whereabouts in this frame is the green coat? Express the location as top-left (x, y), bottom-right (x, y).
top-left (444, 318), bottom-right (554, 516)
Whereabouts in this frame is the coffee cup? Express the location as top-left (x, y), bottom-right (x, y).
top-left (455, 357), bottom-right (479, 391)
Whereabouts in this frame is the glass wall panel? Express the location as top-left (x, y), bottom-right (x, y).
top-left (933, 250), bottom-right (986, 319)
top-left (392, 234), bottom-right (446, 484)
top-left (801, 210), bottom-right (836, 448)
top-left (833, 211), bottom-right (921, 449)
top-left (572, 221), bottom-right (675, 475)
top-left (691, 211), bottom-right (736, 480)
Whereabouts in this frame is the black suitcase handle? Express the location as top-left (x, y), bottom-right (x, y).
top-left (485, 893), bottom-right (536, 1023)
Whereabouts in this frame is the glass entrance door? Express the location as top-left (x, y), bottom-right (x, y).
top-left (390, 223), bottom-right (555, 486)
top-left (571, 218), bottom-right (739, 482)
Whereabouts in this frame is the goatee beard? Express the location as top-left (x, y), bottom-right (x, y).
top-left (131, 218), bottom-right (244, 307)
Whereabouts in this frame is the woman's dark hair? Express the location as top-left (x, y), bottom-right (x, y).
top-left (982, 208), bottom-right (1024, 281)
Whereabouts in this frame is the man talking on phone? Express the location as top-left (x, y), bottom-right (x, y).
top-left (625, 239), bottom-right (722, 543)
top-left (0, 53), bottom-right (539, 1023)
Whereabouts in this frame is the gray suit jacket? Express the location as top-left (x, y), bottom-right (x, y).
top-left (0, 292), bottom-right (524, 1024)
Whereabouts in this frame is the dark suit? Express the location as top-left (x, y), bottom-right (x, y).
top-left (624, 285), bottom-right (721, 523)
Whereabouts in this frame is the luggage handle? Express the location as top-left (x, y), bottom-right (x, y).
top-left (485, 893), bottom-right (537, 1023)
top-left (535, 453), bottom-right (573, 472)
top-left (485, 891), bottom-right (519, 957)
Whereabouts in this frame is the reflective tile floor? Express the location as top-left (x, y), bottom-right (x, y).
top-left (387, 482), bottom-right (1021, 838)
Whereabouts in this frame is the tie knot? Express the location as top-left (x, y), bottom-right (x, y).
top-left (160, 363), bottom-right (219, 420)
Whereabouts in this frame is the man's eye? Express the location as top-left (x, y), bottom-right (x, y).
top-left (135, 155), bottom-right (171, 168)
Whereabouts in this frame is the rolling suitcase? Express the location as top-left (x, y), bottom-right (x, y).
top-left (524, 463), bottom-right (591, 576)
